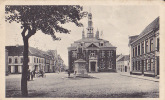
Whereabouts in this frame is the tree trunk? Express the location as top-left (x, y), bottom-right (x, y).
top-left (21, 37), bottom-right (29, 97)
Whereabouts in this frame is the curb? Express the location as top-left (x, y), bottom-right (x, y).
top-left (119, 73), bottom-right (159, 82)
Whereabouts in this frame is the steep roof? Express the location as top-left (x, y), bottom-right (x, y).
top-left (6, 45), bottom-right (51, 58)
top-left (69, 37), bottom-right (115, 49)
top-left (6, 46), bottom-right (24, 56)
top-left (130, 17), bottom-right (159, 44)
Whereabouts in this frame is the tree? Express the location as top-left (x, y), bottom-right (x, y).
top-left (5, 5), bottom-right (87, 97)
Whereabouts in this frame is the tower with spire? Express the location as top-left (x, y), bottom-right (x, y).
top-left (95, 28), bottom-right (99, 39)
top-left (86, 12), bottom-right (94, 38)
top-left (68, 10), bottom-right (117, 73)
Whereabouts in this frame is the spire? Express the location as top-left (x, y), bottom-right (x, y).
top-left (82, 28), bottom-right (85, 39)
top-left (100, 30), bottom-right (103, 39)
top-left (87, 10), bottom-right (94, 38)
top-left (95, 28), bottom-right (99, 39)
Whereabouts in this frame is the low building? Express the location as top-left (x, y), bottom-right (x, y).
top-left (116, 54), bottom-right (130, 73)
top-left (5, 45), bottom-right (58, 74)
top-left (128, 17), bottom-right (159, 77)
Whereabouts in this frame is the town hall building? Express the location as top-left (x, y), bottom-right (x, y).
top-left (68, 12), bottom-right (117, 73)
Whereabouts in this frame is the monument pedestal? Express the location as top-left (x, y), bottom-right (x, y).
top-left (74, 59), bottom-right (88, 77)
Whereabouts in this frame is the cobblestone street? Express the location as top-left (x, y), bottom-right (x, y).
top-left (6, 72), bottom-right (159, 98)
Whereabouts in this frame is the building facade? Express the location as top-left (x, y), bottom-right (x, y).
top-left (68, 12), bottom-right (117, 73)
top-left (116, 54), bottom-right (130, 73)
top-left (5, 45), bottom-right (59, 74)
top-left (5, 49), bottom-right (9, 75)
top-left (128, 17), bottom-right (159, 77)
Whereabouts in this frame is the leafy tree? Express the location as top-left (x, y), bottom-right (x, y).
top-left (5, 5), bottom-right (87, 97)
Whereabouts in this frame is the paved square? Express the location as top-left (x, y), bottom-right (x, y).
top-left (6, 72), bottom-right (159, 98)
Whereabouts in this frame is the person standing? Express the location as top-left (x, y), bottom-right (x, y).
top-left (27, 69), bottom-right (30, 81)
top-left (68, 70), bottom-right (70, 77)
top-left (31, 70), bottom-right (34, 80)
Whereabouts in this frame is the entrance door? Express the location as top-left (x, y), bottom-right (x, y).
top-left (15, 65), bottom-right (18, 73)
top-left (8, 66), bottom-right (11, 73)
top-left (91, 62), bottom-right (96, 72)
top-left (125, 66), bottom-right (127, 72)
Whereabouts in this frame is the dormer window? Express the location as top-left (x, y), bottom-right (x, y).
top-left (99, 42), bottom-right (104, 46)
top-left (80, 42), bottom-right (84, 46)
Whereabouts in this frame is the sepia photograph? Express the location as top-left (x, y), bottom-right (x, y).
top-left (0, 0), bottom-right (164, 99)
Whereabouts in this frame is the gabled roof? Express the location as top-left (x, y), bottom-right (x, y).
top-left (87, 43), bottom-right (99, 48)
top-left (117, 55), bottom-right (130, 62)
top-left (116, 55), bottom-right (120, 59)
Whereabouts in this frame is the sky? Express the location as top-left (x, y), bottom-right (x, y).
top-left (5, 5), bottom-right (159, 66)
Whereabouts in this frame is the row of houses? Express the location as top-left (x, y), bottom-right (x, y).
top-left (116, 17), bottom-right (159, 77)
top-left (5, 45), bottom-right (66, 74)
top-left (129, 17), bottom-right (159, 77)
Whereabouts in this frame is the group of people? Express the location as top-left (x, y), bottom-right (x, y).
top-left (27, 69), bottom-right (45, 81)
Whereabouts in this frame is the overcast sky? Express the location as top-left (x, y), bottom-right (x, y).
top-left (5, 5), bottom-right (159, 66)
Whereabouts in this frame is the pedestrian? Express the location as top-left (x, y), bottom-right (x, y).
top-left (68, 70), bottom-right (70, 77)
top-left (33, 70), bottom-right (36, 78)
top-left (31, 70), bottom-right (34, 80)
top-left (27, 69), bottom-right (30, 81)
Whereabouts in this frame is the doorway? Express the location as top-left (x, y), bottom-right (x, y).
top-left (125, 66), bottom-right (127, 72)
top-left (91, 62), bottom-right (96, 72)
top-left (142, 60), bottom-right (144, 74)
top-left (15, 65), bottom-right (18, 73)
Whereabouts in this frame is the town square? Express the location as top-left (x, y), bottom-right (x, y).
top-left (3, 4), bottom-right (160, 98)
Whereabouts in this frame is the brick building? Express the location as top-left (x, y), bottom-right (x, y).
top-left (128, 17), bottom-right (159, 77)
top-left (68, 12), bottom-right (117, 73)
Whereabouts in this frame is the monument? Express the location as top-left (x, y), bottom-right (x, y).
top-left (74, 59), bottom-right (89, 77)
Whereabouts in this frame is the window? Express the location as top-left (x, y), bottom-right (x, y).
top-left (138, 45), bottom-right (140, 56)
top-left (145, 59), bottom-right (148, 71)
top-left (108, 61), bottom-right (112, 69)
top-left (21, 57), bottom-right (23, 63)
top-left (147, 59), bottom-right (151, 71)
top-left (9, 58), bottom-right (12, 63)
top-left (135, 47), bottom-right (137, 57)
top-left (133, 48), bottom-right (135, 57)
top-left (141, 42), bottom-right (144, 54)
top-left (99, 42), bottom-right (104, 46)
top-left (100, 51), bottom-right (105, 58)
top-left (135, 61), bottom-right (137, 70)
top-left (138, 61), bottom-right (140, 70)
top-left (100, 59), bottom-right (105, 69)
top-left (108, 51), bottom-right (113, 57)
top-left (157, 38), bottom-right (159, 51)
top-left (150, 59), bottom-right (154, 71)
top-left (133, 62), bottom-right (134, 70)
top-left (15, 58), bottom-right (18, 63)
top-left (150, 39), bottom-right (154, 52)
top-left (146, 40), bottom-right (148, 53)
